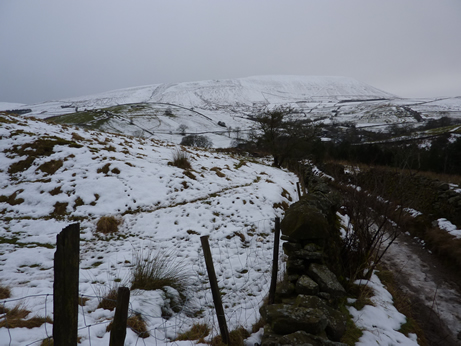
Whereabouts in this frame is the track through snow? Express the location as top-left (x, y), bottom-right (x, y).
top-left (382, 232), bottom-right (461, 345)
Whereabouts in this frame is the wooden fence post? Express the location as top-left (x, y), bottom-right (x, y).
top-left (268, 217), bottom-right (281, 305)
top-left (109, 287), bottom-right (130, 346)
top-left (53, 223), bottom-right (80, 346)
top-left (200, 236), bottom-right (229, 344)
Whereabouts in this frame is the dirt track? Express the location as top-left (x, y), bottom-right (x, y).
top-left (382, 232), bottom-right (461, 345)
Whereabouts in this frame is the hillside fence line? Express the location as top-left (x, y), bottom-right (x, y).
top-left (0, 218), bottom-right (285, 346)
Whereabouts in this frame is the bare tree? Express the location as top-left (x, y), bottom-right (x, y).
top-left (250, 106), bottom-right (317, 167)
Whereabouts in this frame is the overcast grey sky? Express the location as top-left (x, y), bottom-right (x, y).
top-left (1, 0), bottom-right (460, 104)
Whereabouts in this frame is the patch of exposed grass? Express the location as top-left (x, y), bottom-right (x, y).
top-left (281, 188), bottom-right (293, 202)
top-left (340, 305), bottom-right (363, 345)
top-left (0, 190), bottom-right (24, 205)
top-left (37, 159), bottom-right (63, 175)
top-left (73, 196), bottom-right (84, 210)
top-left (48, 186), bottom-right (62, 196)
top-left (209, 326), bottom-right (250, 346)
top-left (97, 288), bottom-right (118, 311)
top-left (376, 268), bottom-right (427, 345)
top-left (106, 313), bottom-right (150, 338)
top-left (175, 323), bottom-right (210, 342)
top-left (183, 170), bottom-right (197, 180)
top-left (97, 163), bottom-right (111, 174)
top-left (0, 284), bottom-right (11, 299)
top-left (40, 338), bottom-right (53, 346)
top-left (348, 284), bottom-right (374, 311)
top-left (210, 167), bottom-right (226, 178)
top-left (273, 201), bottom-right (289, 211)
top-left (0, 304), bottom-right (53, 329)
top-left (49, 202), bottom-right (69, 220)
top-left (96, 215), bottom-right (122, 234)
top-left (5, 137), bottom-right (82, 175)
top-left (234, 160), bottom-right (247, 169)
top-left (7, 157), bottom-right (35, 175)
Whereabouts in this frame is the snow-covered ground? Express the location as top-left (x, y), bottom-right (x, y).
top-left (0, 113), bottom-right (429, 345)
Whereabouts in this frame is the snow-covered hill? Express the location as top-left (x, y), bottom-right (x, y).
top-left (3, 75), bottom-right (461, 146)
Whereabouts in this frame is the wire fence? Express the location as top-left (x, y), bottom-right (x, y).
top-left (0, 218), bottom-right (284, 346)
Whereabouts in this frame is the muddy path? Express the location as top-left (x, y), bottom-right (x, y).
top-left (382, 232), bottom-right (461, 345)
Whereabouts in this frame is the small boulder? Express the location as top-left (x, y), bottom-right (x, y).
top-left (308, 264), bottom-right (346, 297)
top-left (260, 304), bottom-right (328, 335)
top-left (296, 275), bottom-right (319, 295)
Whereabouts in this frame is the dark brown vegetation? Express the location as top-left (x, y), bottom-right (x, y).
top-left (170, 149), bottom-right (192, 170)
top-left (96, 215), bottom-right (122, 234)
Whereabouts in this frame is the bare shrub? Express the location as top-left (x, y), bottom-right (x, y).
top-left (180, 134), bottom-right (213, 149)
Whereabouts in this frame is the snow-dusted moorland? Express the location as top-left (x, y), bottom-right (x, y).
top-left (0, 112), bottom-right (423, 345)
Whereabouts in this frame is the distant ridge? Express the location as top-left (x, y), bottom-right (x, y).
top-left (8, 75), bottom-right (397, 117)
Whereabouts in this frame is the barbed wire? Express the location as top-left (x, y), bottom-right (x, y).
top-left (0, 217), bottom-right (283, 346)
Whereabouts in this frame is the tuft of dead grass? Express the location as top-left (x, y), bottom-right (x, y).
top-left (96, 215), bottom-right (122, 234)
top-left (176, 323), bottom-right (210, 342)
top-left (0, 304), bottom-right (53, 329)
top-left (170, 149), bottom-right (192, 170)
top-left (209, 327), bottom-right (250, 346)
top-left (97, 288), bottom-right (118, 311)
top-left (106, 313), bottom-right (150, 338)
top-left (0, 284), bottom-right (11, 299)
top-left (130, 249), bottom-right (191, 296)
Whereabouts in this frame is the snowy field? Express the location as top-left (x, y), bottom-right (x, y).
top-left (0, 112), bottom-right (422, 345)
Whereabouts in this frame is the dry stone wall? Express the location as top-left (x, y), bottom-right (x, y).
top-left (259, 181), bottom-right (349, 346)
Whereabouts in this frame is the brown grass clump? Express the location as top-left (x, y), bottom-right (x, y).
top-left (170, 149), bottom-right (192, 170)
top-left (106, 313), bottom-right (150, 338)
top-left (40, 338), bottom-right (54, 346)
top-left (176, 323), bottom-right (210, 342)
top-left (0, 284), bottom-right (11, 299)
top-left (127, 314), bottom-right (150, 338)
top-left (210, 167), bottom-right (226, 178)
top-left (209, 327), bottom-right (250, 346)
top-left (97, 288), bottom-right (118, 311)
top-left (0, 304), bottom-right (53, 329)
top-left (96, 215), bottom-right (122, 234)
top-left (425, 226), bottom-right (461, 270)
top-left (130, 249), bottom-right (191, 295)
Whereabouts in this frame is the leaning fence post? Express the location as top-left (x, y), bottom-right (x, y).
top-left (296, 181), bottom-right (302, 199)
top-left (109, 287), bottom-right (130, 346)
top-left (200, 236), bottom-right (229, 344)
top-left (53, 223), bottom-right (80, 346)
top-left (268, 217), bottom-right (281, 305)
